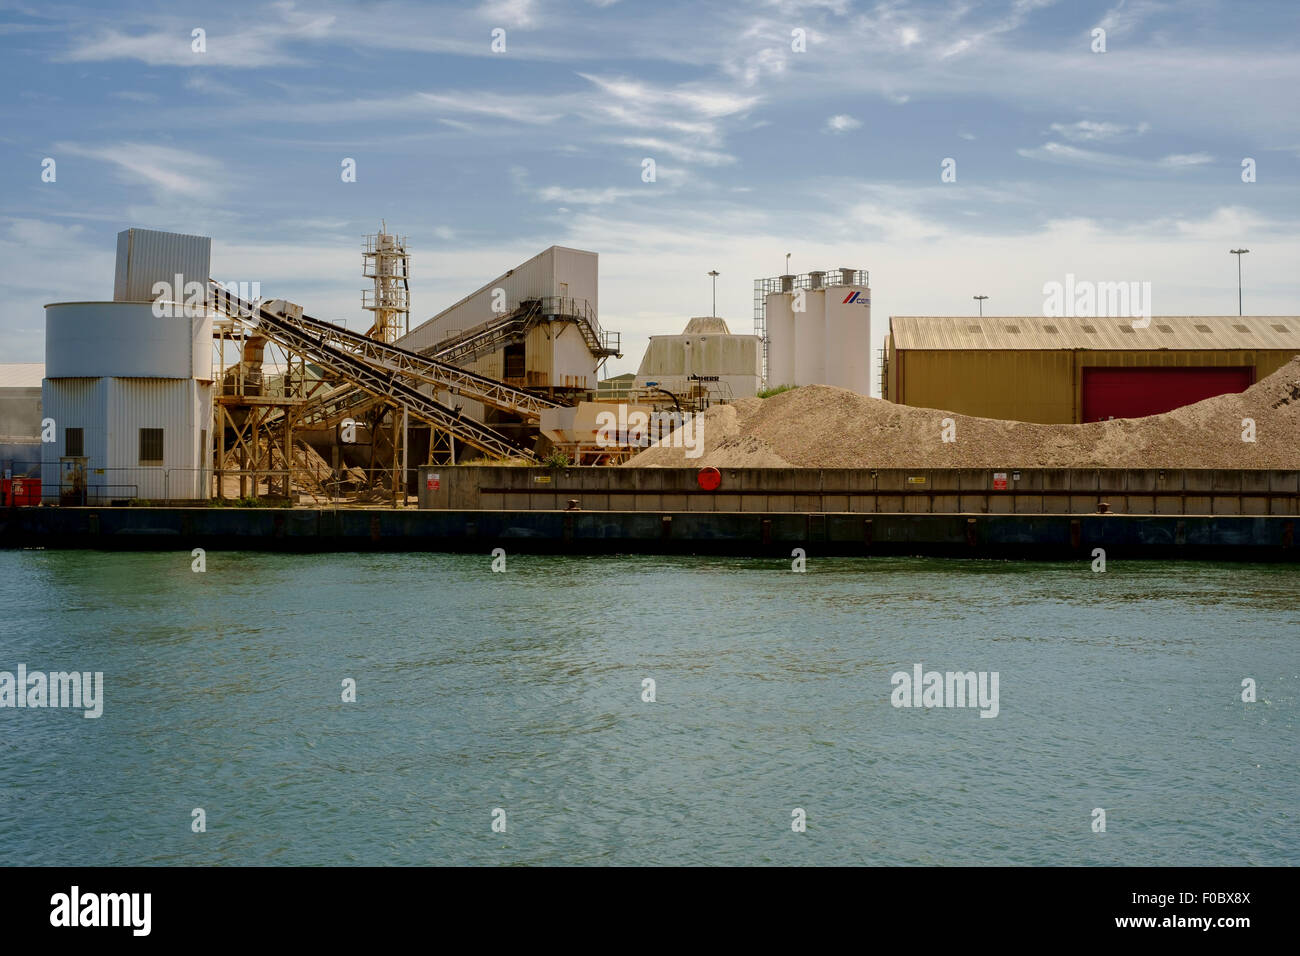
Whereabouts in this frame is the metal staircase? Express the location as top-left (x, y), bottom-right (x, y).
top-left (427, 296), bottom-right (620, 368)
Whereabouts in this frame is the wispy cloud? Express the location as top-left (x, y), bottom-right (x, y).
top-left (55, 142), bottom-right (227, 198)
top-left (824, 114), bottom-right (861, 133)
top-left (615, 137), bottom-right (736, 166)
top-left (1047, 120), bottom-right (1150, 142)
top-left (59, 10), bottom-right (335, 68)
top-left (1017, 141), bottom-right (1216, 172)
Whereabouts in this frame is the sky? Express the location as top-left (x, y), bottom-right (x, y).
top-left (1, 0), bottom-right (1298, 390)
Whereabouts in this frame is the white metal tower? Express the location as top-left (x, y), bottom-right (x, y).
top-left (361, 222), bottom-right (410, 343)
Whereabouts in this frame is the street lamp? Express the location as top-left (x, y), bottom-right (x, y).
top-left (785, 252), bottom-right (791, 275)
top-left (973, 294), bottom-right (989, 316)
top-left (1229, 249), bottom-right (1249, 316)
top-left (707, 270), bottom-right (720, 317)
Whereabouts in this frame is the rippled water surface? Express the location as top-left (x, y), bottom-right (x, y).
top-left (0, 549), bottom-right (1295, 865)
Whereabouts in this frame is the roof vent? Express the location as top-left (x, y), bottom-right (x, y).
top-left (1042, 324), bottom-right (1059, 333)
top-left (1119, 324), bottom-right (1136, 333)
top-left (967, 324), bottom-right (982, 333)
top-left (780, 274), bottom-right (794, 293)
top-left (1233, 323), bottom-right (1250, 333)
top-left (1082, 324), bottom-right (1098, 333)
top-left (1156, 324), bottom-right (1173, 333)
top-left (1272, 323), bottom-right (1290, 333)
top-left (1004, 324), bottom-right (1020, 333)
top-left (808, 271), bottom-right (825, 289)
top-left (1195, 324), bottom-right (1212, 333)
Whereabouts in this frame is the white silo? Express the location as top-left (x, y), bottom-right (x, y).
top-left (765, 276), bottom-right (797, 387)
top-left (756, 267), bottom-right (871, 394)
top-left (794, 288), bottom-right (826, 386)
top-left (824, 269), bottom-right (872, 395)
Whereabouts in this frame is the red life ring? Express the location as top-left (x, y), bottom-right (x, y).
top-left (697, 467), bottom-right (722, 491)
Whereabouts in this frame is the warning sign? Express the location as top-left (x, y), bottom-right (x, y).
top-left (426, 473), bottom-right (440, 491)
top-left (992, 472), bottom-right (1008, 490)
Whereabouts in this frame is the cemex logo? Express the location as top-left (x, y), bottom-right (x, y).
top-left (842, 291), bottom-right (870, 305)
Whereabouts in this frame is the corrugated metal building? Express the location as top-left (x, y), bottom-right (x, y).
top-left (885, 315), bottom-right (1300, 423)
top-left (42, 229), bottom-right (216, 502)
top-left (114, 228), bottom-right (212, 303)
top-left (398, 245), bottom-right (606, 391)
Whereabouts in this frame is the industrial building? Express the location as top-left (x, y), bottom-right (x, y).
top-left (754, 268), bottom-right (872, 393)
top-left (884, 315), bottom-right (1300, 423)
top-left (634, 316), bottom-right (762, 400)
top-left (398, 245), bottom-right (618, 393)
top-left (42, 229), bottom-right (215, 502)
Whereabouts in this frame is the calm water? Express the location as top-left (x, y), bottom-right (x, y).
top-left (0, 549), bottom-right (1295, 866)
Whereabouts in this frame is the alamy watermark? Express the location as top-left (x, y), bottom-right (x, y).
top-left (1042, 273), bottom-right (1152, 328)
top-left (0, 664), bottom-right (103, 718)
top-left (891, 663), bottom-right (999, 718)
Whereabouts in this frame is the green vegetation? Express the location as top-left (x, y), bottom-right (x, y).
top-left (542, 451), bottom-right (572, 469)
top-left (757, 384), bottom-right (797, 399)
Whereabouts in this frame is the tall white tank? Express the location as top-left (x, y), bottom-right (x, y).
top-left (766, 291), bottom-right (795, 387)
top-left (824, 283), bottom-right (872, 394)
top-left (794, 289), bottom-right (826, 386)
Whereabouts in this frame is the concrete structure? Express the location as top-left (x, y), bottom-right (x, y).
top-left (756, 269), bottom-right (871, 393)
top-left (0, 363), bottom-right (44, 474)
top-left (885, 315), bottom-right (1300, 423)
top-left (417, 465), bottom-right (1300, 517)
top-left (42, 229), bottom-right (217, 502)
top-left (634, 316), bottom-right (762, 399)
top-left (6, 501), bottom-right (1298, 561)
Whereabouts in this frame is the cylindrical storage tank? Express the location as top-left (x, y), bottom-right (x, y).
top-left (765, 291), bottom-right (796, 387)
top-left (45, 302), bottom-right (212, 381)
top-left (794, 289), bottom-right (826, 386)
top-left (825, 284), bottom-right (872, 395)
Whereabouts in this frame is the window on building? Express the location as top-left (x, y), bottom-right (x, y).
top-left (65, 427), bottom-right (84, 458)
top-left (139, 428), bottom-right (164, 465)
top-left (503, 343), bottom-right (525, 381)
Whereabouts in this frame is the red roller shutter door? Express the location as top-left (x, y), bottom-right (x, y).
top-left (1081, 366), bottom-right (1253, 421)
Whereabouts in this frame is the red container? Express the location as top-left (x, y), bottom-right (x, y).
top-left (2, 476), bottom-right (41, 506)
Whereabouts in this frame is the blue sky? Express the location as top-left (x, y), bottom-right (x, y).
top-left (2, 0), bottom-right (1297, 386)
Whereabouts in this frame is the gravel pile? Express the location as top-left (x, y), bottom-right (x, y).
top-left (627, 356), bottom-right (1300, 469)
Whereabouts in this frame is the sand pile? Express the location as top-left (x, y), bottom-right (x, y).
top-left (627, 356), bottom-right (1300, 469)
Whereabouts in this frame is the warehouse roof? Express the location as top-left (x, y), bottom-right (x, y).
top-left (0, 363), bottom-right (44, 388)
top-left (890, 316), bottom-right (1300, 351)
